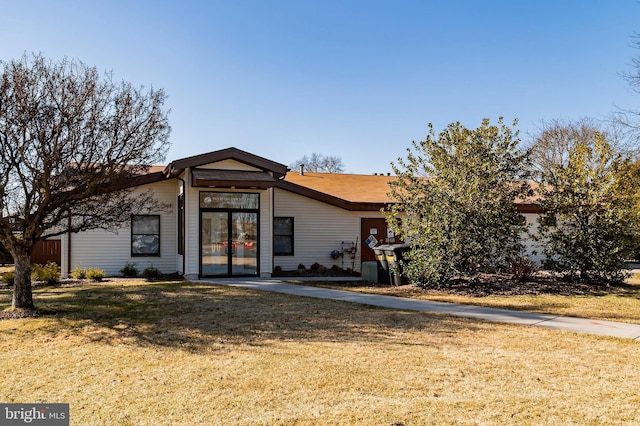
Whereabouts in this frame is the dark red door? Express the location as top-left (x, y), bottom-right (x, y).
top-left (360, 218), bottom-right (400, 263)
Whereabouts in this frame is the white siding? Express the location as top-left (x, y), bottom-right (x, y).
top-left (198, 159), bottom-right (261, 171)
top-left (66, 180), bottom-right (179, 277)
top-left (522, 212), bottom-right (544, 264)
top-left (260, 188), bottom-right (273, 277)
top-left (273, 188), bottom-right (387, 272)
top-left (183, 169), bottom-right (200, 279)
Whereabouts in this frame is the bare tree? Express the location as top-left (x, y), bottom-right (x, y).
top-left (290, 153), bottom-right (345, 173)
top-left (528, 118), bottom-right (604, 181)
top-left (0, 54), bottom-right (171, 309)
top-left (613, 33), bottom-right (640, 150)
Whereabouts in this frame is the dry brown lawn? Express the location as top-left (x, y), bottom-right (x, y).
top-left (1, 280), bottom-right (639, 425)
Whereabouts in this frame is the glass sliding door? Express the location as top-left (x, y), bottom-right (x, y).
top-left (200, 192), bottom-right (260, 277)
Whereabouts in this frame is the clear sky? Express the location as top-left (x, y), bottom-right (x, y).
top-left (2, 1), bottom-right (639, 174)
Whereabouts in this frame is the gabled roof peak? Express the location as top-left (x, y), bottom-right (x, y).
top-left (165, 147), bottom-right (288, 179)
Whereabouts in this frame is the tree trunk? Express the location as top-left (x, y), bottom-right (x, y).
top-left (12, 251), bottom-right (34, 310)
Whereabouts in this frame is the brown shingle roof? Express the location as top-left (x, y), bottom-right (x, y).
top-left (281, 171), bottom-right (541, 213)
top-left (283, 172), bottom-right (395, 203)
top-left (147, 165), bottom-right (166, 174)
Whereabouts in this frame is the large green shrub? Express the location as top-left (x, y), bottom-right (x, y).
top-left (387, 118), bottom-right (532, 288)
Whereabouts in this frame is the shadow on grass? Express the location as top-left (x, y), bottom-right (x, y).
top-left (1, 281), bottom-right (486, 352)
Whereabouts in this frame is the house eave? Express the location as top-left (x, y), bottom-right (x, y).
top-left (191, 168), bottom-right (276, 189)
top-left (164, 147), bottom-right (288, 180)
top-left (517, 203), bottom-right (542, 213)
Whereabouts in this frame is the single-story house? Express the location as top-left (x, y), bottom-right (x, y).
top-left (48, 147), bottom-right (542, 279)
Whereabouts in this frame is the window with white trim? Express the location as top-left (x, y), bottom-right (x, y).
top-left (131, 215), bottom-right (160, 256)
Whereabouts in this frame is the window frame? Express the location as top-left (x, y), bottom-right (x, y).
top-left (131, 214), bottom-right (161, 257)
top-left (273, 216), bottom-right (294, 256)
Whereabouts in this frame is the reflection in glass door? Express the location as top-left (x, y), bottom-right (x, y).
top-left (201, 212), bottom-right (229, 276)
top-left (231, 212), bottom-right (257, 275)
top-left (201, 211), bottom-right (258, 276)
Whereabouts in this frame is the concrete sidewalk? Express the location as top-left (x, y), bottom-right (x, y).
top-left (200, 278), bottom-right (640, 341)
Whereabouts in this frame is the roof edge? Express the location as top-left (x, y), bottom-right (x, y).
top-left (165, 147), bottom-right (289, 179)
top-left (115, 171), bottom-right (168, 190)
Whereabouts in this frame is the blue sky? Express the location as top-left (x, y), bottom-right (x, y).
top-left (2, 1), bottom-right (639, 173)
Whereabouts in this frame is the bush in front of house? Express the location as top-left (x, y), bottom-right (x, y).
top-left (86, 268), bottom-right (105, 282)
top-left (509, 257), bottom-right (539, 282)
top-left (2, 271), bottom-right (15, 286)
top-left (120, 262), bottom-right (139, 278)
top-left (70, 266), bottom-right (87, 280)
top-left (310, 262), bottom-right (329, 274)
top-left (142, 266), bottom-right (161, 282)
top-left (31, 262), bottom-right (60, 285)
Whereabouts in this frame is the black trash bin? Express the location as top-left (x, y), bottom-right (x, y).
top-left (372, 245), bottom-right (390, 284)
top-left (384, 244), bottom-right (410, 285)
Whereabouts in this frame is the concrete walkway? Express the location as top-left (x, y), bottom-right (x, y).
top-left (199, 277), bottom-right (640, 341)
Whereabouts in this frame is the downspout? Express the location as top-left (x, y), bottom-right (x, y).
top-left (272, 185), bottom-right (275, 275)
top-left (177, 176), bottom-right (186, 277)
top-left (271, 173), bottom-right (286, 276)
top-left (66, 211), bottom-right (72, 277)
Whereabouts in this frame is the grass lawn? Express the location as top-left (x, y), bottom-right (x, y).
top-left (1, 280), bottom-right (639, 425)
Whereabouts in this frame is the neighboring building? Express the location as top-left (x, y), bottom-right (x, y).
top-left (49, 147), bottom-right (542, 279)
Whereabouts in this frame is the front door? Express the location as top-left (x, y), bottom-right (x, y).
top-left (201, 204), bottom-right (259, 277)
top-left (200, 191), bottom-right (260, 277)
top-left (360, 218), bottom-right (401, 263)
